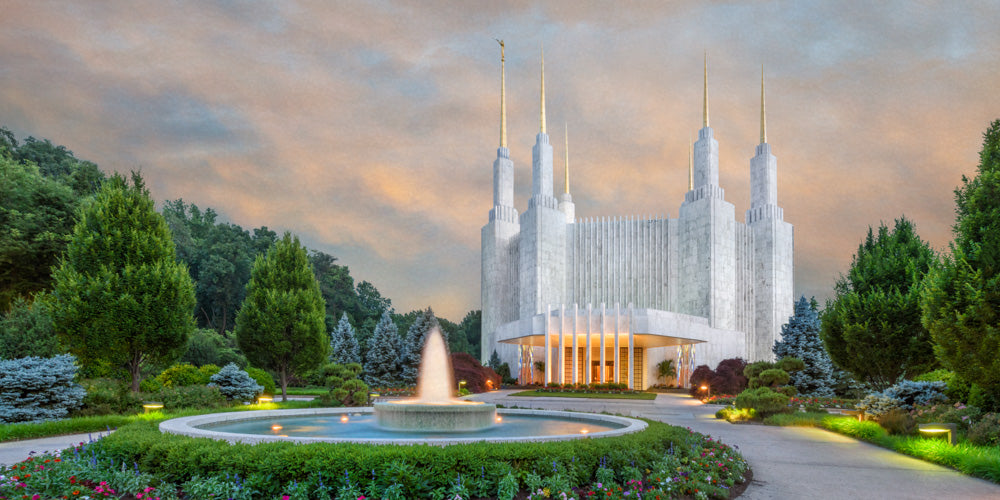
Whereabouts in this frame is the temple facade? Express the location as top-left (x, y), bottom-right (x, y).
top-left (482, 47), bottom-right (793, 389)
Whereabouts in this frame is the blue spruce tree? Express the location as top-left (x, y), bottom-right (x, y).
top-left (401, 308), bottom-right (443, 385)
top-left (330, 313), bottom-right (361, 365)
top-left (363, 310), bottom-right (402, 387)
top-left (774, 296), bottom-right (836, 397)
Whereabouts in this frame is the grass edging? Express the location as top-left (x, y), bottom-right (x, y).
top-left (765, 413), bottom-right (1000, 484)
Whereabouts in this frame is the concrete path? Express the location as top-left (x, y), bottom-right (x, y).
top-left (471, 390), bottom-right (1000, 500)
top-left (0, 430), bottom-right (112, 467)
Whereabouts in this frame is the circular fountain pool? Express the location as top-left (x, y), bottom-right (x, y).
top-left (159, 408), bottom-right (646, 445)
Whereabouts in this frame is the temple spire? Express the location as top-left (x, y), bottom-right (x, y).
top-left (760, 65), bottom-right (767, 144)
top-left (498, 39), bottom-right (507, 149)
top-left (564, 123), bottom-right (569, 194)
top-left (688, 140), bottom-right (693, 190)
top-left (703, 51), bottom-right (709, 128)
top-left (540, 45), bottom-right (547, 134)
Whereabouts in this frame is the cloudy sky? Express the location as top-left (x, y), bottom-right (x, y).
top-left (3, 1), bottom-right (999, 320)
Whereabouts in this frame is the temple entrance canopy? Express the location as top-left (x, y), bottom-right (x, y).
top-left (497, 305), bottom-right (746, 389)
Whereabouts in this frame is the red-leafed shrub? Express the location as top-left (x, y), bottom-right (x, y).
top-left (451, 352), bottom-right (500, 393)
top-left (689, 364), bottom-right (715, 397)
top-left (711, 358), bottom-right (748, 395)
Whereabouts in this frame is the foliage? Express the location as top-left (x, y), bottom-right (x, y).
top-left (144, 385), bottom-right (227, 409)
top-left (400, 308), bottom-right (441, 385)
top-left (734, 386), bottom-right (791, 417)
top-left (199, 364), bottom-right (221, 378)
top-left (75, 378), bottom-right (142, 416)
top-left (180, 328), bottom-right (247, 368)
top-left (244, 366), bottom-right (276, 396)
top-left (208, 363), bottom-right (263, 401)
top-left (914, 368), bottom-right (972, 403)
top-left (0, 295), bottom-right (61, 359)
top-left (913, 401), bottom-right (982, 431)
top-left (878, 408), bottom-right (917, 435)
top-left (155, 362), bottom-right (209, 388)
top-left (50, 172), bottom-right (196, 390)
top-left (744, 356), bottom-right (801, 400)
top-left (881, 379), bottom-right (948, 409)
top-left (968, 412), bottom-right (1000, 446)
top-left (0, 354), bottom-right (86, 423)
top-left (452, 352), bottom-right (500, 393)
top-left (317, 362), bottom-right (369, 406)
top-left (688, 364), bottom-right (715, 396)
top-left (856, 394), bottom-right (903, 420)
top-left (363, 310), bottom-right (403, 387)
top-left (822, 217), bottom-right (938, 390)
top-left (715, 406), bottom-right (757, 422)
top-left (328, 312), bottom-right (361, 365)
top-left (921, 120), bottom-right (1000, 411)
top-left (235, 232), bottom-right (327, 400)
top-left (655, 358), bottom-right (677, 384)
top-left (773, 296), bottom-right (836, 397)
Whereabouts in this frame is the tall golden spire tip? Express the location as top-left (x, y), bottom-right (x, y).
top-left (497, 39), bottom-right (507, 149)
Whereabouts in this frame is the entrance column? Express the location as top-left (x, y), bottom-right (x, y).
top-left (627, 304), bottom-right (635, 389)
top-left (558, 305), bottom-right (566, 385)
top-left (613, 303), bottom-right (620, 384)
top-left (585, 303), bottom-right (592, 385)
top-left (544, 305), bottom-right (551, 386)
top-left (571, 303), bottom-right (579, 385)
top-left (599, 303), bottom-right (606, 383)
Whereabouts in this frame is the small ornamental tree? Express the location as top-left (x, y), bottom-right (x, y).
top-left (208, 363), bottom-right (263, 401)
top-left (364, 310), bottom-right (403, 387)
top-left (329, 312), bottom-right (361, 365)
top-left (50, 172), bottom-right (196, 390)
top-left (656, 359), bottom-right (677, 386)
top-left (0, 354), bottom-right (86, 423)
top-left (921, 120), bottom-right (1000, 410)
top-left (235, 232), bottom-right (327, 401)
top-left (318, 362), bottom-right (369, 407)
top-left (773, 296), bottom-right (836, 397)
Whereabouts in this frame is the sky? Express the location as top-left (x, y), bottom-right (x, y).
top-left (2, 1), bottom-right (999, 321)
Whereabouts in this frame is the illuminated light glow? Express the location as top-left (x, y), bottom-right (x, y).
top-left (142, 402), bottom-right (163, 413)
top-left (580, 429), bottom-right (589, 434)
top-left (918, 423), bottom-right (957, 445)
top-left (340, 415), bottom-right (349, 423)
top-left (496, 416), bottom-right (503, 423)
top-left (258, 396), bottom-right (273, 403)
top-left (271, 424), bottom-right (283, 431)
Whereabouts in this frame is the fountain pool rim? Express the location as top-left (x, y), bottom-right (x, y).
top-left (159, 407), bottom-right (647, 445)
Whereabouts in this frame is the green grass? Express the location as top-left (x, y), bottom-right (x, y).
top-left (762, 411), bottom-right (829, 426)
top-left (509, 390), bottom-right (657, 400)
top-left (763, 413), bottom-right (1000, 484)
top-left (283, 387), bottom-right (328, 396)
top-left (0, 401), bottom-right (317, 442)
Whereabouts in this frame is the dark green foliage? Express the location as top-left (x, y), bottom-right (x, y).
top-left (235, 232), bottom-right (327, 401)
top-left (773, 296), bottom-right (836, 397)
top-left (968, 413), bottom-right (1000, 446)
top-left (734, 387), bottom-right (791, 417)
top-left (198, 364), bottom-right (221, 378)
top-left (921, 120), bottom-right (1000, 410)
top-left (75, 378), bottom-right (142, 416)
top-left (89, 417), bottom-right (704, 499)
top-left (145, 385), bottom-right (227, 409)
top-left (0, 296), bottom-right (62, 359)
top-left (400, 308), bottom-right (441, 384)
top-left (822, 217), bottom-right (937, 390)
top-left (656, 359), bottom-right (677, 384)
top-left (50, 172), bottom-right (196, 391)
top-left (155, 362), bottom-right (209, 387)
top-left (878, 408), bottom-right (917, 435)
top-left (757, 369), bottom-right (791, 387)
top-left (363, 310), bottom-right (403, 387)
top-left (181, 328), bottom-right (247, 368)
top-left (458, 309), bottom-right (482, 361)
top-left (0, 354), bottom-right (87, 423)
top-left (209, 363), bottom-right (263, 401)
top-left (318, 362), bottom-right (369, 406)
top-left (245, 366), bottom-right (276, 396)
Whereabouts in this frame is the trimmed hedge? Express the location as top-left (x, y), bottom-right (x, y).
top-left (92, 418), bottom-right (699, 497)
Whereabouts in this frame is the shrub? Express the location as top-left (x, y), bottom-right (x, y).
top-left (317, 362), bottom-right (369, 407)
top-left (913, 401), bottom-right (982, 430)
top-left (757, 368), bottom-right (791, 388)
top-left (735, 387), bottom-right (790, 417)
top-left (777, 385), bottom-right (797, 397)
top-left (452, 352), bottom-right (500, 393)
top-left (881, 380), bottom-right (947, 409)
top-left (245, 366), bottom-right (276, 396)
top-left (138, 377), bottom-right (163, 393)
top-left (715, 406), bottom-right (756, 422)
top-left (914, 369), bottom-right (971, 403)
top-left (209, 363), bottom-right (263, 401)
top-left (199, 364), bottom-right (221, 379)
top-left (146, 385), bottom-right (227, 409)
top-left (878, 408), bottom-right (916, 435)
top-left (0, 354), bottom-right (86, 423)
top-left (75, 378), bottom-right (142, 416)
top-left (688, 364), bottom-right (715, 396)
top-left (181, 328), bottom-right (248, 368)
top-left (156, 362), bottom-right (209, 388)
top-left (968, 413), bottom-right (1000, 446)
top-left (778, 357), bottom-right (805, 373)
top-left (856, 394), bottom-right (902, 420)
top-left (711, 358), bottom-right (748, 395)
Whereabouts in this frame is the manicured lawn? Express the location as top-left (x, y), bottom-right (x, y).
top-left (509, 390), bottom-right (657, 400)
top-left (284, 386), bottom-right (329, 396)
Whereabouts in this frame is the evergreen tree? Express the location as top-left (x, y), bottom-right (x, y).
top-left (0, 296), bottom-right (62, 360)
top-left (488, 350), bottom-right (502, 370)
top-left (922, 120), bottom-right (1000, 407)
top-left (50, 172), bottom-right (195, 390)
top-left (400, 308), bottom-right (442, 385)
top-left (363, 310), bottom-right (402, 387)
top-left (329, 312), bottom-right (361, 365)
top-left (820, 217), bottom-right (937, 390)
top-left (235, 232), bottom-right (327, 401)
top-left (774, 296), bottom-right (835, 397)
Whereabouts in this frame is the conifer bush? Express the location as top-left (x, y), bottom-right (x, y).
top-left (0, 354), bottom-right (86, 423)
top-left (734, 387), bottom-right (790, 417)
top-left (208, 363), bottom-right (263, 401)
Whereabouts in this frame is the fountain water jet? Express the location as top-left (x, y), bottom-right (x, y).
top-left (373, 327), bottom-right (497, 431)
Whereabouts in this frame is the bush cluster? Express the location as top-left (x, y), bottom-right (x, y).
top-left (155, 362), bottom-right (209, 388)
top-left (857, 380), bottom-right (948, 420)
top-left (968, 412), bottom-right (1000, 446)
top-left (208, 363), bottom-right (263, 401)
top-left (734, 387), bottom-right (790, 417)
top-left (316, 362), bottom-right (369, 406)
top-left (0, 354), bottom-right (86, 423)
top-left (688, 358), bottom-right (748, 397)
top-left (75, 378), bottom-right (142, 416)
top-left (244, 366), bottom-right (276, 395)
top-left (452, 352), bottom-right (500, 393)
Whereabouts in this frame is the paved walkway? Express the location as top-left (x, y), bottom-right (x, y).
top-left (0, 430), bottom-right (112, 467)
top-left (470, 390), bottom-right (1000, 500)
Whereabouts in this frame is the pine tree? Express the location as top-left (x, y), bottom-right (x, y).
top-left (488, 350), bottom-right (502, 370)
top-left (774, 296), bottom-right (835, 397)
top-left (50, 172), bottom-right (195, 391)
top-left (363, 310), bottom-right (402, 387)
top-left (330, 312), bottom-right (361, 365)
top-left (922, 119), bottom-right (1000, 408)
top-left (235, 232), bottom-right (327, 401)
top-left (400, 308), bottom-right (442, 384)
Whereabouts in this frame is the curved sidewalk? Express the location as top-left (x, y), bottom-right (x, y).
top-left (472, 390), bottom-right (1000, 500)
top-left (0, 431), bottom-right (112, 467)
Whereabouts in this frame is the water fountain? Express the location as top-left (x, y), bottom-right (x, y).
top-left (373, 328), bottom-right (496, 431)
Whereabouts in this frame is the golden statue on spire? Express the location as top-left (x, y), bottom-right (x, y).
top-left (497, 39), bottom-right (507, 149)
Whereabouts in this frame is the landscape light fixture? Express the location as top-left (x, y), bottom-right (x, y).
top-left (257, 395), bottom-right (273, 404)
top-left (142, 402), bottom-right (163, 413)
top-left (918, 423), bottom-right (957, 445)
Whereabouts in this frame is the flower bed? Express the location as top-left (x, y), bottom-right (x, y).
top-left (0, 419), bottom-right (749, 499)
